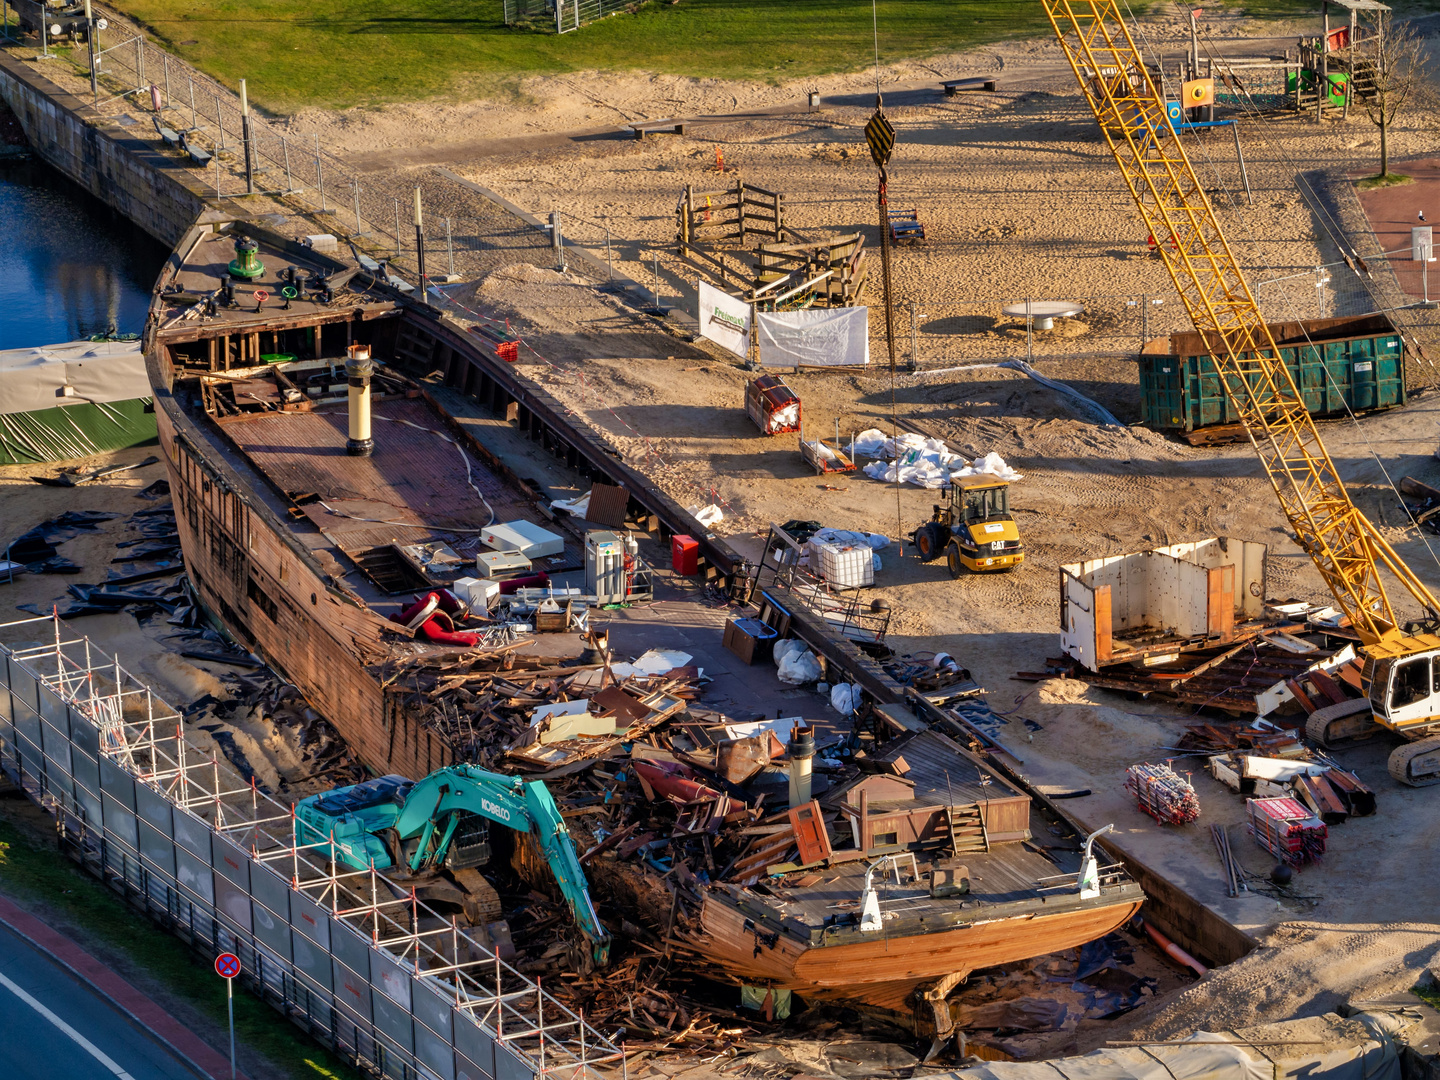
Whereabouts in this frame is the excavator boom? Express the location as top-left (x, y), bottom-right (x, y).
top-left (393, 766), bottom-right (611, 965)
top-left (1041, 0), bottom-right (1440, 642)
top-left (296, 767), bottom-right (611, 965)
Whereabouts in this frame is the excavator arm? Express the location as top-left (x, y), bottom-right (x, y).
top-left (1041, 0), bottom-right (1440, 641)
top-left (1043, 2), bottom-right (1440, 781)
top-left (392, 766), bottom-right (612, 965)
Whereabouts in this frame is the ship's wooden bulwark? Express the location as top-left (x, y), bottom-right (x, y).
top-left (157, 408), bottom-right (450, 781)
top-left (688, 893), bottom-right (1143, 995)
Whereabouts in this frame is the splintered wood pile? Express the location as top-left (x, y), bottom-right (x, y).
top-left (547, 956), bottom-right (756, 1053)
top-left (1125, 762), bottom-right (1201, 825)
top-left (379, 644), bottom-right (702, 771)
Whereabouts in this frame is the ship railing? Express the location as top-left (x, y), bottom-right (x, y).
top-left (1032, 863), bottom-right (1130, 893)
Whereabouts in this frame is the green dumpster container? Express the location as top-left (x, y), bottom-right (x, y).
top-left (1140, 314), bottom-right (1406, 434)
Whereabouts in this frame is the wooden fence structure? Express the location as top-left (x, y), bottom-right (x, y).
top-left (677, 181), bottom-right (786, 250)
top-left (754, 233), bottom-right (869, 308)
top-left (676, 181), bottom-right (786, 287)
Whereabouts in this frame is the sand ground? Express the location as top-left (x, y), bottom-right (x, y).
top-left (392, 12), bottom-right (1440, 1044)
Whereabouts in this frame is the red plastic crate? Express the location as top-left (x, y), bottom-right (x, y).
top-left (496, 340), bottom-right (520, 363)
top-left (671, 535), bottom-right (700, 575)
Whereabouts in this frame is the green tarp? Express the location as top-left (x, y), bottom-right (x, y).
top-left (0, 398), bottom-right (157, 465)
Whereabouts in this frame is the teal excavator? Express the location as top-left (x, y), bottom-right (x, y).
top-left (295, 766), bottom-right (611, 967)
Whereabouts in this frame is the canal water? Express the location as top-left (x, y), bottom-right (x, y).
top-left (0, 157), bottom-right (170, 350)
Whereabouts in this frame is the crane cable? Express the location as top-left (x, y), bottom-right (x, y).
top-left (1166, 3), bottom-right (1440, 599)
top-left (1111, 0), bottom-right (1440, 610)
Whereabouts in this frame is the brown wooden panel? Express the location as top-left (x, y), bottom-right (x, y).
top-left (586, 483), bottom-right (630, 529)
top-left (977, 796), bottom-right (1031, 842)
top-left (1094, 585), bottom-right (1112, 662)
top-left (789, 801), bottom-right (832, 865)
top-left (1208, 564), bottom-right (1235, 641)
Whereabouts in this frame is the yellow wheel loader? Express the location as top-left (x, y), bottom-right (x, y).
top-left (912, 478), bottom-right (1025, 579)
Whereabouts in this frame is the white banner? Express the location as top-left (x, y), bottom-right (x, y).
top-left (697, 281), bottom-right (752, 359)
top-left (757, 307), bottom-right (869, 369)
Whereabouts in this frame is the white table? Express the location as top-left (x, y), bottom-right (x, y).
top-left (1002, 300), bottom-right (1085, 331)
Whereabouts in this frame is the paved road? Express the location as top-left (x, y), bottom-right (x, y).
top-left (0, 921), bottom-right (203, 1080)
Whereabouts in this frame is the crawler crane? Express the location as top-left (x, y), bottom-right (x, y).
top-left (1043, 1), bottom-right (1440, 784)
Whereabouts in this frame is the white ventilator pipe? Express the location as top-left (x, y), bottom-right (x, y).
top-left (346, 344), bottom-right (373, 456)
top-left (788, 721), bottom-right (815, 808)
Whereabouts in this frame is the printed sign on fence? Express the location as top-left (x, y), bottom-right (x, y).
top-left (757, 307), bottom-right (870, 369)
top-left (697, 281), bottom-right (752, 359)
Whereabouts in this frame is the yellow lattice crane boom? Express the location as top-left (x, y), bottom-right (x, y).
top-left (1043, 0), bottom-right (1440, 784)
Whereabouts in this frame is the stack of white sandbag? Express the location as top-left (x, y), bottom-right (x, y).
top-left (774, 638), bottom-right (823, 685)
top-left (852, 428), bottom-right (1023, 489)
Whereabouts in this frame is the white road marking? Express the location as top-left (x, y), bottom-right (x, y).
top-left (0, 966), bottom-right (139, 1080)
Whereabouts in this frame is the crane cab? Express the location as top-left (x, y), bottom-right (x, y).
top-left (912, 478), bottom-right (1025, 578)
top-left (1363, 637), bottom-right (1440, 732)
top-left (1375, 652), bottom-right (1440, 726)
top-left (1359, 639), bottom-right (1440, 786)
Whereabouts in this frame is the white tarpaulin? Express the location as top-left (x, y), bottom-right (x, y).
top-left (757, 307), bottom-right (869, 368)
top-left (851, 428), bottom-right (1024, 489)
top-left (697, 280), bottom-right (752, 360)
top-left (0, 340), bottom-right (149, 415)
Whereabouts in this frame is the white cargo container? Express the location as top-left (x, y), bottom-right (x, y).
top-left (481, 520), bottom-right (565, 559)
top-left (1060, 536), bottom-right (1267, 672)
top-left (814, 541), bottom-right (874, 589)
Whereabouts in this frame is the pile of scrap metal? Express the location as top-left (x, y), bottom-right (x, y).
top-left (1178, 718), bottom-right (1377, 826)
top-left (1023, 538), bottom-right (1367, 714)
top-left (1401, 475), bottom-right (1440, 534)
top-left (373, 631), bottom-right (1144, 1050)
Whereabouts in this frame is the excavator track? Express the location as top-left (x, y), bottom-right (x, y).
top-left (1304, 698), bottom-right (1377, 747)
top-left (1388, 736), bottom-right (1440, 786)
top-left (452, 867), bottom-right (504, 925)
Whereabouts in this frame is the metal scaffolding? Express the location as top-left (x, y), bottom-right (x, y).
top-left (0, 611), bottom-right (623, 1080)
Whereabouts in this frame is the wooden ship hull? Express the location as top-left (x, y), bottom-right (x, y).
top-left (688, 892), bottom-right (1143, 1001)
top-left (143, 223), bottom-right (739, 780)
top-left (143, 223), bottom-right (1150, 1028)
top-left (665, 858), bottom-right (1143, 1026)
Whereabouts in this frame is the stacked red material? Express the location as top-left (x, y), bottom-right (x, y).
top-left (1247, 797), bottom-right (1327, 867)
top-left (1125, 762), bottom-right (1201, 825)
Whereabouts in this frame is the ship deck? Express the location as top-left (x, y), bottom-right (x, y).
top-left (738, 807), bottom-right (1130, 937)
top-left (158, 229), bottom-right (378, 338)
top-left (220, 395), bottom-right (583, 599)
top-left (153, 227), bottom-right (589, 618)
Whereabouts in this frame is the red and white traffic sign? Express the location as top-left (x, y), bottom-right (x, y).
top-left (215, 952), bottom-right (241, 980)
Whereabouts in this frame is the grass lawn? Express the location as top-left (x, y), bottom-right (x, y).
top-left (103, 0), bottom-right (1309, 114)
top-left (1356, 172), bottom-right (1415, 189)
top-left (0, 807), bottom-right (365, 1080)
